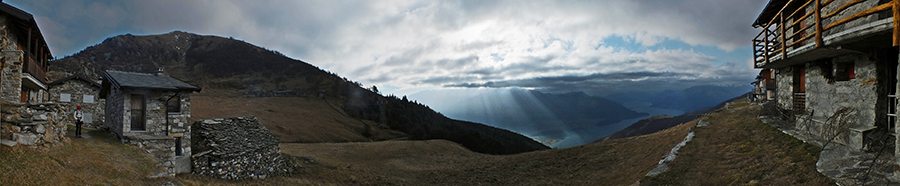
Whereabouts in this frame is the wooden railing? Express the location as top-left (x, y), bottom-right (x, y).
top-left (23, 54), bottom-right (47, 84)
top-left (753, 0), bottom-right (900, 68)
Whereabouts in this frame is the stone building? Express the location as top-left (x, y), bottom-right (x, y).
top-left (0, 2), bottom-right (53, 103)
top-left (48, 76), bottom-right (104, 129)
top-left (100, 70), bottom-right (201, 177)
top-left (752, 0), bottom-right (900, 179)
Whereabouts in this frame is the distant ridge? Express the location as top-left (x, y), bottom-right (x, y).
top-left (600, 92), bottom-right (750, 141)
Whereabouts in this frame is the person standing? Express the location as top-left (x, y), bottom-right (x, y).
top-left (74, 106), bottom-right (83, 137)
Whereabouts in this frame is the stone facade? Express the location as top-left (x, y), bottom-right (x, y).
top-left (0, 103), bottom-right (70, 148)
top-left (0, 7), bottom-right (52, 104)
top-left (101, 70), bottom-right (200, 177)
top-left (192, 116), bottom-right (293, 180)
top-left (48, 77), bottom-right (104, 129)
top-left (775, 67), bottom-right (794, 110)
top-left (105, 89), bottom-right (193, 177)
top-left (775, 55), bottom-right (880, 150)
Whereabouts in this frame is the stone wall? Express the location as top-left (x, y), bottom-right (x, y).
top-left (107, 89), bottom-right (192, 137)
top-left (0, 103), bottom-right (70, 149)
top-left (0, 14), bottom-right (23, 103)
top-left (192, 116), bottom-right (293, 180)
top-left (104, 86), bottom-right (124, 137)
top-left (806, 56), bottom-right (877, 126)
top-left (775, 67), bottom-right (794, 110)
top-left (1, 50), bottom-right (23, 103)
top-left (49, 79), bottom-right (104, 129)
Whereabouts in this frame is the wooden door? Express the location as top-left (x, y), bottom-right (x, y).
top-left (131, 94), bottom-right (145, 131)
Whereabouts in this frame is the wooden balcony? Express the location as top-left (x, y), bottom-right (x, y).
top-left (753, 0), bottom-right (900, 68)
top-left (23, 53), bottom-right (47, 84)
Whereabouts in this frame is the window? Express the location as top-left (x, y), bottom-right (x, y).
top-left (835, 62), bottom-right (855, 81)
top-left (167, 96), bottom-right (181, 113)
top-left (175, 137), bottom-right (183, 156)
top-left (60, 93), bottom-right (71, 102)
top-left (83, 95), bottom-right (94, 103)
top-left (131, 94), bottom-right (145, 131)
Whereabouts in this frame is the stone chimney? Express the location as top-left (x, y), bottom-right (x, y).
top-left (157, 67), bottom-right (165, 76)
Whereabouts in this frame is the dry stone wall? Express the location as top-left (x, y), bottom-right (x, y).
top-left (192, 116), bottom-right (293, 180)
top-left (0, 103), bottom-right (70, 148)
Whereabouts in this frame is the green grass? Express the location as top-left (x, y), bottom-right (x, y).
top-left (0, 129), bottom-right (161, 185)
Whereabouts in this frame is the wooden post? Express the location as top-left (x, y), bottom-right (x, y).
top-left (765, 27), bottom-right (770, 64)
top-left (781, 13), bottom-right (788, 58)
top-left (26, 27), bottom-right (31, 59)
top-left (893, 0), bottom-right (899, 46)
top-left (816, 0), bottom-right (824, 47)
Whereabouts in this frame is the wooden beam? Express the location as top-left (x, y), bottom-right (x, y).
top-left (823, 3), bottom-right (892, 31)
top-left (894, 0), bottom-right (899, 46)
top-left (823, 0), bottom-right (867, 20)
top-left (26, 27), bottom-right (30, 57)
top-left (781, 13), bottom-right (787, 58)
top-left (816, 0), bottom-right (823, 47)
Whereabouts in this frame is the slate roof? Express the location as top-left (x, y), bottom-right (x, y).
top-left (100, 70), bottom-right (201, 98)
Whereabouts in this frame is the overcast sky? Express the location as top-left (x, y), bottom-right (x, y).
top-left (9, 0), bottom-right (768, 96)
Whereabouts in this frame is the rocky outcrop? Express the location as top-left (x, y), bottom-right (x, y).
top-left (0, 102), bottom-right (70, 148)
top-left (191, 116), bottom-right (293, 180)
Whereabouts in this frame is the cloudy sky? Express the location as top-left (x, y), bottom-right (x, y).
top-left (9, 0), bottom-right (767, 96)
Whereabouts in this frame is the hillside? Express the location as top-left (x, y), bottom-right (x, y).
top-left (50, 31), bottom-right (548, 154)
top-left (603, 92), bottom-right (750, 141)
top-left (1, 99), bottom-right (830, 185)
top-left (172, 99), bottom-right (830, 185)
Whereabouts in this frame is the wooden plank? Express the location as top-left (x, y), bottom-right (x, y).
top-left (816, 0), bottom-right (823, 47)
top-left (894, 0), bottom-right (899, 46)
top-left (823, 3), bottom-right (892, 31)
top-left (789, 32), bottom-right (817, 47)
top-left (787, 10), bottom-right (815, 29)
top-left (781, 13), bottom-right (787, 58)
top-left (786, 0), bottom-right (815, 23)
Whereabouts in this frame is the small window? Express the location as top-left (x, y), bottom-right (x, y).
top-left (83, 95), bottom-right (94, 103)
top-left (835, 63), bottom-right (855, 81)
top-left (167, 96), bottom-right (181, 113)
top-left (175, 137), bottom-right (183, 156)
top-left (60, 93), bottom-right (71, 102)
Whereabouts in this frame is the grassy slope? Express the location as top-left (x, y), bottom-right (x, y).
top-left (0, 129), bottom-right (162, 185)
top-left (178, 117), bottom-right (696, 185)
top-left (190, 89), bottom-right (406, 143)
top-left (640, 102), bottom-right (833, 185)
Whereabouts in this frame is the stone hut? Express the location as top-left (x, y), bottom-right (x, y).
top-left (100, 70), bottom-right (200, 177)
top-left (0, 2), bottom-right (54, 103)
top-left (752, 0), bottom-right (900, 179)
top-left (192, 116), bottom-right (293, 180)
top-left (48, 76), bottom-right (104, 129)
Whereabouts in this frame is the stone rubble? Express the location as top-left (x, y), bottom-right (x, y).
top-left (191, 116), bottom-right (293, 180)
top-left (0, 103), bottom-right (70, 148)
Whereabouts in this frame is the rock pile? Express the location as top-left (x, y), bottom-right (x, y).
top-left (0, 103), bottom-right (69, 148)
top-left (191, 116), bottom-right (293, 180)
